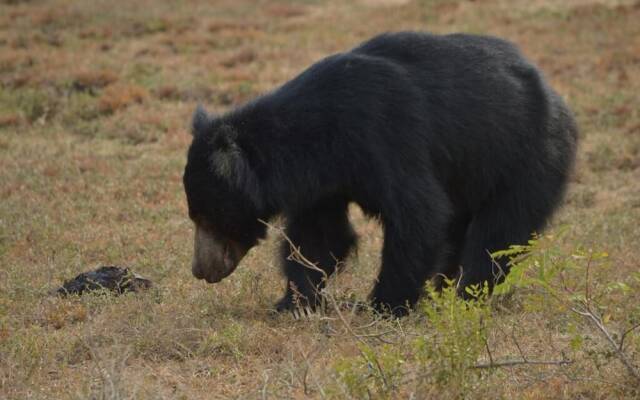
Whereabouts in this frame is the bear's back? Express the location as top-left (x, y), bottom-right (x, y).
top-left (225, 32), bottom-right (575, 212)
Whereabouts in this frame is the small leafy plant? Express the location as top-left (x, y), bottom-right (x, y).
top-left (330, 235), bottom-right (640, 398)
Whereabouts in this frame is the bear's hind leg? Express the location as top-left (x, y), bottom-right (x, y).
top-left (433, 213), bottom-right (471, 291)
top-left (458, 184), bottom-right (564, 297)
top-left (275, 199), bottom-right (357, 313)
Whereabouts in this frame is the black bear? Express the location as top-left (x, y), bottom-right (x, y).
top-left (183, 32), bottom-right (577, 316)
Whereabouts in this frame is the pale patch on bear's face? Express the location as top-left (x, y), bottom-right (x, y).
top-left (191, 225), bottom-right (248, 283)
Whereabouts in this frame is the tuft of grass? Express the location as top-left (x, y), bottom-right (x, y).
top-left (98, 84), bottom-right (148, 115)
top-left (221, 48), bottom-right (257, 68)
top-left (72, 69), bottom-right (119, 92)
top-left (7, 87), bottom-right (60, 123)
top-left (0, 113), bottom-right (22, 128)
top-left (265, 4), bottom-right (308, 18)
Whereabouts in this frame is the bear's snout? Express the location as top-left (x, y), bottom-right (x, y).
top-left (191, 259), bottom-right (223, 283)
top-left (191, 225), bottom-right (247, 283)
top-left (192, 262), bottom-right (224, 283)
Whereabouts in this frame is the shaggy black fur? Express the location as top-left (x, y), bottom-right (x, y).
top-left (183, 32), bottom-right (578, 316)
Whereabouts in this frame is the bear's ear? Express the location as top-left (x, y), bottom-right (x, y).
top-left (211, 126), bottom-right (242, 178)
top-left (210, 128), bottom-right (263, 209)
top-left (191, 105), bottom-right (210, 137)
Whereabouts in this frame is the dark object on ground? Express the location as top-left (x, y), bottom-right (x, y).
top-left (182, 31), bottom-right (578, 317)
top-left (57, 266), bottom-right (152, 296)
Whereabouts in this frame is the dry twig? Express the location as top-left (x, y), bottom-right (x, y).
top-left (568, 251), bottom-right (640, 384)
top-left (261, 219), bottom-right (393, 392)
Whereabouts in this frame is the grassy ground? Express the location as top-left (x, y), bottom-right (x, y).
top-left (1, 0), bottom-right (640, 398)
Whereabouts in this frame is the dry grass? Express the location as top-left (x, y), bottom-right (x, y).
top-left (98, 84), bottom-right (149, 115)
top-left (72, 70), bottom-right (119, 92)
top-left (1, 0), bottom-right (640, 398)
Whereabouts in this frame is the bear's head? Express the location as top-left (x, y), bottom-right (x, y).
top-left (183, 106), bottom-right (267, 283)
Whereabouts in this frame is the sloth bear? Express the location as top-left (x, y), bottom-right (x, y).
top-left (183, 32), bottom-right (577, 316)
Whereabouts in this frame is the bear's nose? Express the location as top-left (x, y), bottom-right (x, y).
top-left (192, 260), bottom-right (225, 283)
top-left (192, 260), bottom-right (206, 280)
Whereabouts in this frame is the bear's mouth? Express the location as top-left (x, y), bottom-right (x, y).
top-left (192, 226), bottom-right (249, 284)
top-left (203, 242), bottom-right (239, 283)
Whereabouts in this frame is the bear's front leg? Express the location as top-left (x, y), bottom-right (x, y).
top-left (276, 200), bottom-right (357, 313)
top-left (370, 192), bottom-right (450, 317)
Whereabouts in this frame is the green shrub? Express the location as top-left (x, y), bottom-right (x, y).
top-left (413, 282), bottom-right (492, 395)
top-left (331, 282), bottom-right (493, 399)
top-left (329, 235), bottom-right (640, 398)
